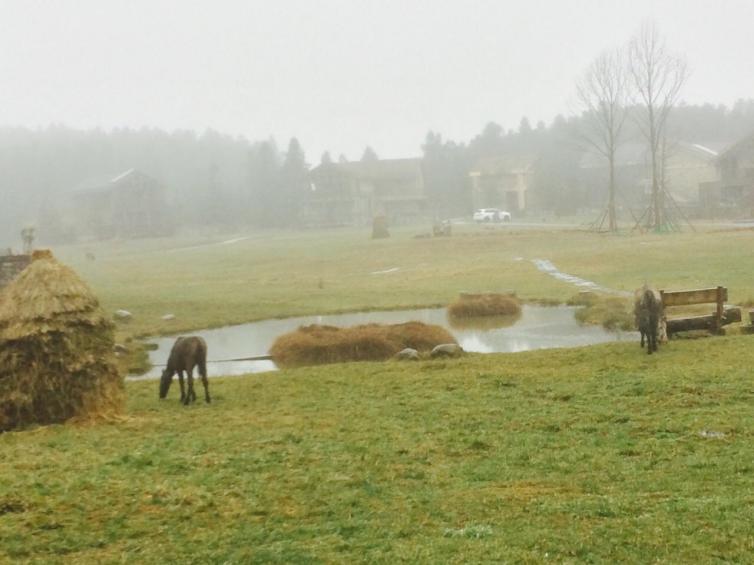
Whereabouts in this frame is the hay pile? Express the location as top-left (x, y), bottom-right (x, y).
top-left (448, 292), bottom-right (522, 319)
top-left (0, 250), bottom-right (124, 431)
top-left (271, 321), bottom-right (456, 367)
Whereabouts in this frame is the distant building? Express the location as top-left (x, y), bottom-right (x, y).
top-left (306, 159), bottom-right (427, 226)
top-left (71, 169), bottom-right (173, 239)
top-left (580, 141), bottom-right (719, 208)
top-left (468, 155), bottom-right (534, 213)
top-left (699, 133), bottom-right (754, 216)
top-left (0, 253), bottom-right (31, 290)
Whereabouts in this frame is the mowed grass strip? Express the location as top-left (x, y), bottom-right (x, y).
top-left (1, 337), bottom-right (753, 563)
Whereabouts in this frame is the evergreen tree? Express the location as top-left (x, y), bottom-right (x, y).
top-left (422, 131), bottom-right (472, 217)
top-left (361, 146), bottom-right (378, 162)
top-left (279, 137), bottom-right (310, 226)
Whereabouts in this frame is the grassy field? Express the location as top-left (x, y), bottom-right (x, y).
top-left (3, 224), bottom-right (752, 561)
top-left (51, 224), bottom-right (754, 340)
top-left (1, 338), bottom-right (753, 563)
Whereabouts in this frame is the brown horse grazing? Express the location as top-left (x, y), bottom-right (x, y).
top-left (159, 336), bottom-right (210, 405)
top-left (634, 286), bottom-right (665, 354)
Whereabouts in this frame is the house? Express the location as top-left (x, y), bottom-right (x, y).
top-left (579, 141), bottom-right (719, 209)
top-left (306, 159), bottom-right (427, 226)
top-left (70, 169), bottom-right (173, 239)
top-left (699, 133), bottom-right (754, 216)
top-left (0, 253), bottom-right (31, 290)
top-left (468, 155), bottom-right (534, 214)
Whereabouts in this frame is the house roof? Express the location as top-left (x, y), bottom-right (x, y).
top-left (579, 141), bottom-right (720, 169)
top-left (468, 154), bottom-right (536, 176)
top-left (312, 158), bottom-right (423, 180)
top-left (717, 132), bottom-right (754, 162)
top-left (71, 169), bottom-right (158, 195)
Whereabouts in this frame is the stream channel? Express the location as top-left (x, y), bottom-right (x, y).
top-left (136, 305), bottom-right (636, 379)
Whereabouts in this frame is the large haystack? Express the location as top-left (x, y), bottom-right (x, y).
top-left (0, 250), bottom-right (124, 431)
top-left (271, 321), bottom-right (456, 367)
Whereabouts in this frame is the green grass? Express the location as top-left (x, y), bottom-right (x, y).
top-left (5, 225), bottom-right (750, 561)
top-left (2, 338), bottom-right (754, 562)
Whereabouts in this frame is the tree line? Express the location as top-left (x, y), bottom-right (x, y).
top-left (2, 21), bottom-right (754, 245)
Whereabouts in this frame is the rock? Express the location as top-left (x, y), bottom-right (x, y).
top-left (395, 348), bottom-right (420, 361)
top-left (113, 309), bottom-right (132, 321)
top-left (161, 313), bottom-right (176, 321)
top-left (113, 344), bottom-right (129, 355)
top-left (430, 343), bottom-right (464, 358)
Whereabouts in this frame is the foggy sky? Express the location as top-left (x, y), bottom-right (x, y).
top-left (1, 0), bottom-right (752, 160)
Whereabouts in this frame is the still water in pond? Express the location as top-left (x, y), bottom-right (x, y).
top-left (141, 305), bottom-right (634, 378)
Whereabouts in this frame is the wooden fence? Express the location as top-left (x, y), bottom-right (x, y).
top-left (660, 286), bottom-right (741, 336)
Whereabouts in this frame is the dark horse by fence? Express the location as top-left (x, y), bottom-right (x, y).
top-left (159, 336), bottom-right (211, 404)
top-left (634, 286), bottom-right (665, 354)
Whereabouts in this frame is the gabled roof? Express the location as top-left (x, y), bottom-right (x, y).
top-left (469, 154), bottom-right (536, 176)
top-left (580, 140), bottom-right (720, 169)
top-left (71, 169), bottom-right (157, 195)
top-left (717, 132), bottom-right (754, 162)
top-left (311, 158), bottom-right (423, 180)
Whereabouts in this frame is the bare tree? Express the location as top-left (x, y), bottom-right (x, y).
top-left (628, 21), bottom-right (688, 231)
top-left (576, 48), bottom-right (629, 232)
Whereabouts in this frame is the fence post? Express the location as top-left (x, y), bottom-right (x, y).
top-left (715, 286), bottom-right (724, 334)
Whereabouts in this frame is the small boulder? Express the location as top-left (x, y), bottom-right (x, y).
top-left (395, 348), bottom-right (420, 361)
top-left (114, 309), bottom-right (132, 321)
top-left (161, 313), bottom-right (176, 321)
top-left (113, 344), bottom-right (129, 355)
top-left (430, 343), bottom-right (464, 358)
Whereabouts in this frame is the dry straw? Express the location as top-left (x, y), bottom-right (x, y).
top-left (0, 250), bottom-right (124, 431)
top-left (447, 292), bottom-right (522, 319)
top-left (271, 321), bottom-right (456, 367)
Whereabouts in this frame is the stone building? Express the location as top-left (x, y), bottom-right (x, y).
top-left (306, 159), bottom-right (427, 226)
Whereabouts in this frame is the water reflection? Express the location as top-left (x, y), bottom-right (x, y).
top-left (447, 312), bottom-right (521, 331)
top-left (137, 305), bottom-right (635, 379)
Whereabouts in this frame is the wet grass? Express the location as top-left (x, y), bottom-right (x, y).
top-left (2, 336), bottom-right (754, 562)
top-left (571, 293), bottom-right (635, 331)
top-left (51, 225), bottom-right (754, 342)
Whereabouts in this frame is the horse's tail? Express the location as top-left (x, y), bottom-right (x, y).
top-left (198, 338), bottom-right (208, 380)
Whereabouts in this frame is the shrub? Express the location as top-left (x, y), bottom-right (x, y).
top-left (573, 294), bottom-right (633, 331)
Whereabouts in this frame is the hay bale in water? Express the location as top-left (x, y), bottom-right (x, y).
top-left (271, 321), bottom-right (456, 367)
top-left (448, 292), bottom-right (521, 319)
top-left (0, 250), bottom-right (124, 431)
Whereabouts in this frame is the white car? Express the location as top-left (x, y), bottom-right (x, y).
top-left (473, 208), bottom-right (511, 223)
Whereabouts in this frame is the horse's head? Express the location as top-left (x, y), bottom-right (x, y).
top-left (159, 369), bottom-right (173, 399)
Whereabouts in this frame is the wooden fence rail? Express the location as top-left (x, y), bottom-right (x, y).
top-left (660, 286), bottom-right (741, 336)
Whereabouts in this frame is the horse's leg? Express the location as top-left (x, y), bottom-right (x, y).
top-left (184, 367), bottom-right (195, 405)
top-left (178, 371), bottom-right (186, 402)
top-left (199, 360), bottom-right (210, 404)
top-left (201, 372), bottom-right (210, 404)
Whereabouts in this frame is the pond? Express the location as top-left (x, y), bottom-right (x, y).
top-left (137, 305), bottom-right (636, 379)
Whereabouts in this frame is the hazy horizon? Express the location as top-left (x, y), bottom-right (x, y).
top-left (1, 0), bottom-right (753, 160)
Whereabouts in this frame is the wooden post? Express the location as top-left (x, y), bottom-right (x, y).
top-left (715, 285), bottom-right (724, 334)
